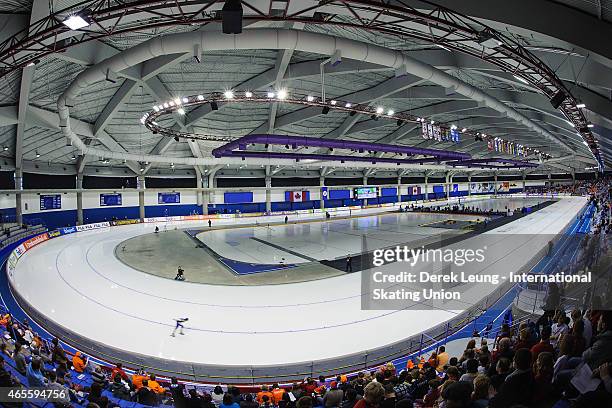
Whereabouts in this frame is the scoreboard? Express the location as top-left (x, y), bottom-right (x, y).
top-left (40, 194), bottom-right (61, 210)
top-left (100, 193), bottom-right (122, 206)
top-left (158, 192), bottom-right (181, 204)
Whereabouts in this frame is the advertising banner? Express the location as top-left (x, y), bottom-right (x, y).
top-left (59, 226), bottom-right (77, 235)
top-left (76, 221), bottom-right (111, 232)
top-left (23, 233), bottom-right (49, 250)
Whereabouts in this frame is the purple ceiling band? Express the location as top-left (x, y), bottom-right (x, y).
top-left (220, 150), bottom-right (445, 165)
top-left (212, 134), bottom-right (471, 160)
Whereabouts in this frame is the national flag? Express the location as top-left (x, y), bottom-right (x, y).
top-left (290, 191), bottom-right (304, 202)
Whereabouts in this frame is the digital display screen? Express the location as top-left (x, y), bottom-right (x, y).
top-left (158, 192), bottom-right (181, 204)
top-left (100, 193), bottom-right (122, 206)
top-left (40, 194), bottom-right (61, 210)
top-left (354, 186), bottom-right (378, 199)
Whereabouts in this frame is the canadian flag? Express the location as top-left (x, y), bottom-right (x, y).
top-left (290, 191), bottom-right (304, 202)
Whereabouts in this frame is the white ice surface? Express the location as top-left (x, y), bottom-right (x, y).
top-left (10, 197), bottom-right (586, 367)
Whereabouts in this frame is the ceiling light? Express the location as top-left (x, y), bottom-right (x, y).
top-left (177, 108), bottom-right (185, 115)
top-left (345, 102), bottom-right (352, 108)
top-left (163, 102), bottom-right (169, 108)
top-left (224, 90), bottom-right (234, 99)
top-left (387, 109), bottom-right (394, 116)
top-left (277, 89), bottom-right (288, 99)
top-left (461, 128), bottom-right (467, 133)
top-left (587, 124), bottom-right (594, 128)
top-left (62, 14), bottom-right (90, 30)
top-left (3, 146), bottom-right (7, 151)
top-left (35, 151), bottom-right (40, 158)
top-left (169, 101), bottom-right (175, 107)
top-left (153, 106), bottom-right (160, 112)
top-left (376, 107), bottom-right (384, 114)
top-left (245, 91), bottom-right (253, 98)
top-left (430, 120), bottom-right (435, 124)
top-left (197, 95), bottom-right (204, 101)
top-left (267, 91), bottom-right (275, 98)
top-left (330, 100), bottom-right (337, 105)
top-left (71, 154), bottom-right (76, 160)
top-left (307, 95), bottom-right (314, 102)
top-left (576, 103), bottom-right (586, 109)
top-left (174, 98), bottom-right (182, 105)
top-left (182, 97), bottom-right (189, 103)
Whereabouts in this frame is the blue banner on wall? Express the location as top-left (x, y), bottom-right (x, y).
top-left (158, 192), bottom-right (181, 204)
top-left (321, 187), bottom-right (328, 200)
top-left (224, 192), bottom-right (254, 204)
top-left (329, 189), bottom-right (350, 199)
top-left (433, 185), bottom-right (445, 194)
top-left (381, 187), bottom-right (398, 197)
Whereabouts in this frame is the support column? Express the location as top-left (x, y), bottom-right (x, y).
top-left (494, 173), bottom-right (498, 196)
top-left (446, 172), bottom-right (451, 199)
top-left (320, 176), bottom-right (325, 211)
top-left (468, 175), bottom-right (472, 197)
top-left (76, 174), bottom-right (84, 225)
top-left (196, 171), bottom-right (203, 207)
top-left (397, 175), bottom-right (402, 203)
top-left (137, 175), bottom-right (145, 222)
top-left (14, 169), bottom-right (23, 225)
top-left (522, 173), bottom-right (526, 192)
top-left (424, 174), bottom-right (429, 201)
top-left (201, 175), bottom-right (209, 215)
top-left (362, 175), bottom-right (368, 186)
top-left (265, 176), bottom-right (272, 214)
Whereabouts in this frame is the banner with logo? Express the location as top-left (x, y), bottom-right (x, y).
top-left (76, 221), bottom-right (111, 232)
top-left (23, 233), bottom-right (49, 250)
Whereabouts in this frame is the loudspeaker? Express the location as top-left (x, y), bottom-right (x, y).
top-left (222, 0), bottom-right (243, 34)
top-left (550, 90), bottom-right (567, 109)
top-left (322, 106), bottom-right (330, 115)
top-left (210, 101), bottom-right (219, 111)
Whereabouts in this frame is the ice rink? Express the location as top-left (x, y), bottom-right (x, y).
top-left (197, 197), bottom-right (548, 265)
top-left (8, 196), bottom-right (586, 377)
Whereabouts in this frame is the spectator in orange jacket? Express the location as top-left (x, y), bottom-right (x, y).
top-left (148, 374), bottom-right (166, 394)
top-left (72, 351), bottom-right (86, 373)
top-left (132, 369), bottom-right (147, 390)
top-left (256, 385), bottom-right (275, 404)
top-left (271, 383), bottom-right (285, 403)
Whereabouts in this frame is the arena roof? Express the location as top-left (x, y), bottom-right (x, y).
top-left (0, 0), bottom-right (610, 179)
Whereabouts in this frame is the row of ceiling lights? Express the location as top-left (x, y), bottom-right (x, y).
top-left (143, 89), bottom-right (469, 135)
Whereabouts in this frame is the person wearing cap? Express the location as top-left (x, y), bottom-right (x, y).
top-left (323, 381), bottom-right (343, 408)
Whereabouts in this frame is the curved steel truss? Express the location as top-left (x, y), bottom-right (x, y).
top-left (1, 0), bottom-right (601, 165)
top-left (142, 91), bottom-right (548, 160)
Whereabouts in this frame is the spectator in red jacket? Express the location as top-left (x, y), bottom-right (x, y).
top-left (531, 326), bottom-right (554, 362)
